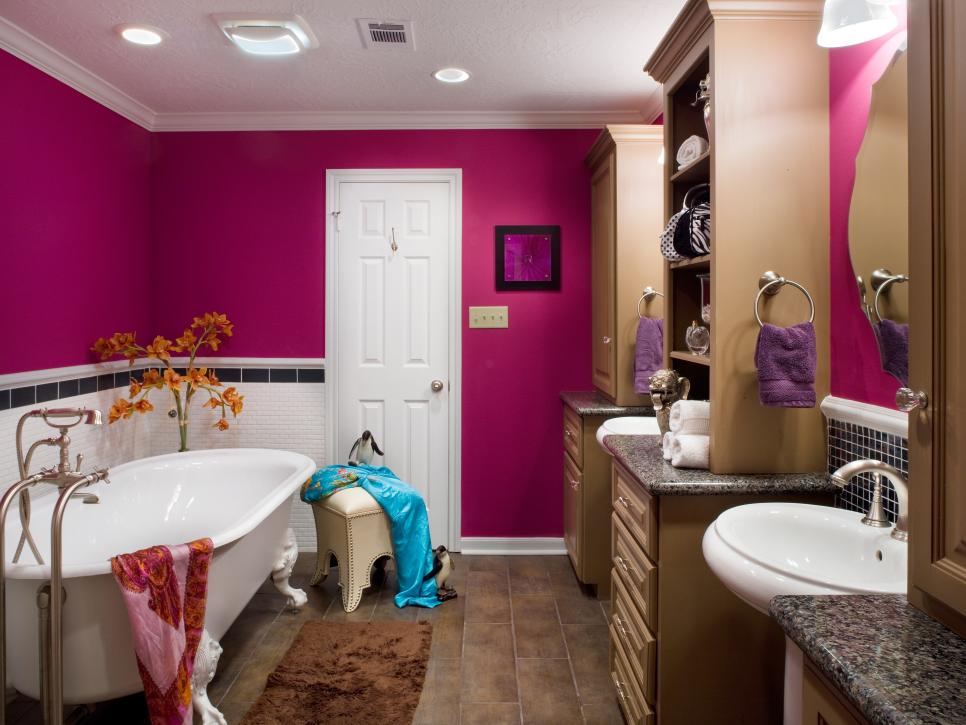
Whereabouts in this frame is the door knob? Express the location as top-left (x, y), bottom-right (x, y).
top-left (602, 336), bottom-right (612, 345)
top-left (895, 387), bottom-right (928, 412)
top-left (431, 380), bottom-right (445, 393)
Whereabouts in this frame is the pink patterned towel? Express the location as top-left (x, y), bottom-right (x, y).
top-left (111, 538), bottom-right (213, 725)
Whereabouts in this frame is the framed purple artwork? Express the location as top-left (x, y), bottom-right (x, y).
top-left (495, 225), bottom-right (561, 291)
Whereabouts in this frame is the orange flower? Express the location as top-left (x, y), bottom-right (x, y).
top-left (91, 337), bottom-right (113, 360)
top-left (145, 335), bottom-right (172, 361)
top-left (163, 368), bottom-right (182, 391)
top-left (207, 369), bottom-right (222, 387)
top-left (222, 387), bottom-right (240, 404)
top-left (108, 399), bottom-right (133, 423)
top-left (205, 334), bottom-right (221, 351)
top-left (214, 418), bottom-right (230, 431)
top-left (110, 332), bottom-right (136, 349)
top-left (172, 329), bottom-right (197, 353)
top-left (229, 396), bottom-right (244, 416)
top-left (191, 315), bottom-right (207, 330)
top-left (220, 321), bottom-right (234, 337)
top-left (142, 368), bottom-right (162, 387)
top-left (133, 399), bottom-right (154, 414)
top-left (129, 378), bottom-right (142, 397)
top-left (203, 397), bottom-right (221, 409)
top-left (184, 367), bottom-right (210, 389)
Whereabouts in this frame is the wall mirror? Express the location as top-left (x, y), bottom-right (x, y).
top-left (849, 43), bottom-right (909, 386)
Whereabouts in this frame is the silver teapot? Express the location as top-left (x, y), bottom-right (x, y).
top-left (649, 369), bottom-right (691, 436)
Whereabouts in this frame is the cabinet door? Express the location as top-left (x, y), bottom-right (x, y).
top-left (563, 452), bottom-right (583, 577)
top-left (908, 0), bottom-right (966, 635)
top-left (802, 665), bottom-right (865, 725)
top-left (590, 154), bottom-right (617, 397)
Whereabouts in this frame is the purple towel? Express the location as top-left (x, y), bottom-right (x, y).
top-left (634, 317), bottom-right (664, 394)
top-left (874, 319), bottom-right (909, 386)
top-left (754, 322), bottom-right (816, 408)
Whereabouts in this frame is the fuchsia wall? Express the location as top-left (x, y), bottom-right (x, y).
top-left (828, 11), bottom-right (907, 408)
top-left (0, 51), bottom-right (151, 375)
top-left (150, 129), bottom-right (597, 537)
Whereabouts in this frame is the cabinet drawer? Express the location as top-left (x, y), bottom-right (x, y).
top-left (611, 568), bottom-right (657, 705)
top-left (563, 405), bottom-right (583, 467)
top-left (563, 452), bottom-right (583, 576)
top-left (613, 462), bottom-right (658, 560)
top-left (610, 623), bottom-right (656, 725)
top-left (612, 513), bottom-right (658, 629)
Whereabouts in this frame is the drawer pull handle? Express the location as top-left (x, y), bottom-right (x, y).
top-left (570, 479), bottom-right (580, 490)
top-left (615, 555), bottom-right (635, 576)
top-left (617, 495), bottom-right (635, 511)
top-left (615, 679), bottom-right (628, 705)
top-left (615, 614), bottom-right (630, 642)
top-left (564, 429), bottom-right (574, 440)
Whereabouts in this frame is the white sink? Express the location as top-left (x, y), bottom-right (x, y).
top-left (702, 502), bottom-right (907, 614)
top-left (596, 416), bottom-right (662, 450)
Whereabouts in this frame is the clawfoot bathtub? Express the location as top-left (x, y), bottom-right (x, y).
top-left (3, 448), bottom-right (316, 724)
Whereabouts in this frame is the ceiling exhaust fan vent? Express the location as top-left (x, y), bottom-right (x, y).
top-left (356, 19), bottom-right (415, 50)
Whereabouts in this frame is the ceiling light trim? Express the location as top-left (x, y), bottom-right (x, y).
top-left (149, 110), bottom-right (648, 132)
top-left (0, 15), bottom-right (156, 129)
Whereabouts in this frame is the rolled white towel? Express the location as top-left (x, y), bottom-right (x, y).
top-left (676, 134), bottom-right (710, 169)
top-left (671, 434), bottom-right (710, 469)
top-left (662, 432), bottom-right (675, 461)
top-left (669, 400), bottom-right (711, 434)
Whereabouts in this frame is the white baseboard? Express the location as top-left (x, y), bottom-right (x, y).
top-left (457, 537), bottom-right (567, 556)
top-left (820, 395), bottom-right (907, 438)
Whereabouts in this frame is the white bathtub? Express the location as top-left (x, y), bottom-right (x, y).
top-left (4, 448), bottom-right (315, 706)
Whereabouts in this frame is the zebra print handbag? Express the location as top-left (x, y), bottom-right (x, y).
top-left (660, 183), bottom-right (711, 260)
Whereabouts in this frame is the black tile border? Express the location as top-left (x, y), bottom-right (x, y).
top-left (1, 365), bottom-right (324, 412)
top-left (828, 417), bottom-right (907, 522)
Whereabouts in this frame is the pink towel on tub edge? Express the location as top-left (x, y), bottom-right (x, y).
top-left (111, 538), bottom-right (213, 725)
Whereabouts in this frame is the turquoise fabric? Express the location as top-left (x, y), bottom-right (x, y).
top-left (301, 464), bottom-right (441, 609)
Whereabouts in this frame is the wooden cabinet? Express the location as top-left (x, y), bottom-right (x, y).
top-left (802, 661), bottom-right (870, 725)
top-left (644, 0), bottom-right (830, 473)
top-left (563, 451), bottom-right (582, 573)
top-left (907, 0), bottom-right (966, 638)
top-left (585, 126), bottom-right (665, 407)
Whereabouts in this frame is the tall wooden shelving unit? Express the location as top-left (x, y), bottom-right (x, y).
top-left (646, 0), bottom-right (830, 474)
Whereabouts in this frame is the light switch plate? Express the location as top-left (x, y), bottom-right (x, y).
top-left (469, 306), bottom-right (509, 329)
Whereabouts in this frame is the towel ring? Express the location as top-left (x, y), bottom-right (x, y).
top-left (754, 271), bottom-right (815, 327)
top-left (638, 286), bottom-right (664, 318)
top-left (873, 273), bottom-right (908, 323)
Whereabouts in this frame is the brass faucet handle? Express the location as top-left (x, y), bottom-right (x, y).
top-left (75, 453), bottom-right (84, 472)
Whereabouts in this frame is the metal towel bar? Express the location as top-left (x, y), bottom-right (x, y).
top-left (638, 286), bottom-right (664, 318)
top-left (754, 271), bottom-right (815, 327)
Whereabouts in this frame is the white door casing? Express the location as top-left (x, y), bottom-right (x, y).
top-left (325, 170), bottom-right (462, 549)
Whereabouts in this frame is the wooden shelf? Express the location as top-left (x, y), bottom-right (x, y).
top-left (669, 254), bottom-right (711, 270)
top-left (670, 350), bottom-right (711, 367)
top-left (670, 150), bottom-right (710, 184)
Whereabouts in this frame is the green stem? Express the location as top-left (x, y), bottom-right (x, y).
top-left (173, 388), bottom-right (188, 453)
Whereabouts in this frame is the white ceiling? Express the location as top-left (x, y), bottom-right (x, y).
top-left (0, 0), bottom-right (685, 129)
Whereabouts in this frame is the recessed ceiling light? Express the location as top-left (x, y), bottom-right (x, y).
top-left (434, 68), bottom-right (470, 84)
top-left (213, 14), bottom-right (318, 56)
top-left (117, 25), bottom-right (165, 46)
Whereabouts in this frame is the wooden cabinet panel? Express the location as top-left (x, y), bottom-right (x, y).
top-left (612, 569), bottom-right (657, 704)
top-left (613, 462), bottom-right (659, 561)
top-left (611, 623), bottom-right (656, 725)
top-left (908, 0), bottom-right (966, 636)
top-left (613, 513), bottom-right (658, 628)
top-left (563, 452), bottom-right (583, 577)
top-left (590, 155), bottom-right (617, 397)
top-left (562, 405), bottom-right (583, 468)
top-left (802, 662), bottom-right (868, 725)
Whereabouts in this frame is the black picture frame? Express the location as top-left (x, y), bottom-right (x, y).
top-left (494, 225), bottom-right (561, 291)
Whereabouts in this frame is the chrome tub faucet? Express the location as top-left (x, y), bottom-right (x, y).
top-left (830, 459), bottom-right (909, 542)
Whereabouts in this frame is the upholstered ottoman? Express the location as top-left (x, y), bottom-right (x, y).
top-left (309, 487), bottom-right (393, 612)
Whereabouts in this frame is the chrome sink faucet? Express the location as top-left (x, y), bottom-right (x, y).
top-left (13, 408), bottom-right (110, 564)
top-left (830, 459), bottom-right (909, 542)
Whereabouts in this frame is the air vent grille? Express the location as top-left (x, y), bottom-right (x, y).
top-left (356, 19), bottom-right (415, 50)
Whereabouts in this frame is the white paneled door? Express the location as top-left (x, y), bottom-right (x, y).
top-left (333, 179), bottom-right (453, 545)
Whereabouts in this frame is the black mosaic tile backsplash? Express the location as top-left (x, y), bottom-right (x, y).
top-left (828, 418), bottom-right (907, 522)
top-left (1, 367), bottom-right (324, 411)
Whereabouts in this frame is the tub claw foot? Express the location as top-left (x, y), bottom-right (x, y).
top-left (272, 527), bottom-right (307, 610)
top-left (192, 629), bottom-right (227, 725)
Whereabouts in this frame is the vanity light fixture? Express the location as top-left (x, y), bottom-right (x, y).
top-left (433, 67), bottom-right (470, 84)
top-left (817, 0), bottom-right (898, 48)
top-left (116, 25), bottom-right (166, 46)
top-left (213, 15), bottom-right (318, 56)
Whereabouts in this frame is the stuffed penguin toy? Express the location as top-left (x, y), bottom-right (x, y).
top-left (424, 545), bottom-right (457, 601)
top-left (347, 430), bottom-right (383, 466)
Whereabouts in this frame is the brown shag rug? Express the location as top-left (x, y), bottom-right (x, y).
top-left (240, 620), bottom-right (433, 725)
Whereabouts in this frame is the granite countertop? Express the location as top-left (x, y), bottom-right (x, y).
top-left (603, 433), bottom-right (836, 496)
top-left (560, 390), bottom-right (654, 417)
top-left (771, 595), bottom-right (966, 725)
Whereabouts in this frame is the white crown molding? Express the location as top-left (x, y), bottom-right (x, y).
top-left (458, 537), bottom-right (566, 556)
top-left (0, 16), bottom-right (155, 130)
top-left (150, 109), bottom-right (646, 132)
top-left (820, 395), bottom-right (908, 439)
top-left (0, 358), bottom-right (325, 389)
top-left (709, 0), bottom-right (823, 20)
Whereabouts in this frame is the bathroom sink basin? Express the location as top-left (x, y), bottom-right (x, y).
top-left (596, 416), bottom-right (662, 449)
top-left (702, 502), bottom-right (906, 614)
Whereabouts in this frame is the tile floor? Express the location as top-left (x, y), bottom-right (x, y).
top-left (6, 554), bottom-right (621, 724)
